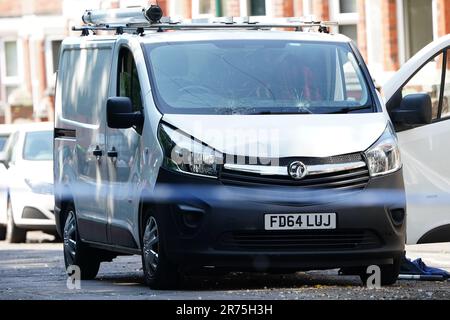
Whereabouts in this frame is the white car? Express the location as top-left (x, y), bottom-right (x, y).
top-left (0, 122), bottom-right (55, 243)
top-left (0, 124), bottom-right (17, 240)
top-left (383, 34), bottom-right (450, 245)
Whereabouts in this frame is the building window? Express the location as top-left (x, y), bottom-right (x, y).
top-left (199, 0), bottom-right (213, 14)
top-left (193, 0), bottom-right (215, 18)
top-left (403, 0), bottom-right (433, 60)
top-left (331, 0), bottom-right (359, 43)
top-left (45, 38), bottom-right (63, 90)
top-left (249, 0), bottom-right (266, 16)
top-left (4, 41), bottom-right (18, 78)
top-left (1, 39), bottom-right (22, 104)
top-left (339, 0), bottom-right (357, 13)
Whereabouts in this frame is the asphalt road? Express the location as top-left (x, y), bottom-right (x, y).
top-left (0, 232), bottom-right (449, 300)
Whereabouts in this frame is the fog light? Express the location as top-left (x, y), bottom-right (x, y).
top-left (390, 208), bottom-right (405, 226)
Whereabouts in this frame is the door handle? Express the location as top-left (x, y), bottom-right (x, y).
top-left (93, 146), bottom-right (103, 160)
top-left (107, 147), bottom-right (118, 158)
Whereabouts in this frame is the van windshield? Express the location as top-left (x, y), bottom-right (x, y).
top-left (145, 40), bottom-right (375, 115)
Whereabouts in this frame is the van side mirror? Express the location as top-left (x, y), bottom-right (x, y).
top-left (107, 97), bottom-right (144, 129)
top-left (389, 93), bottom-right (432, 127)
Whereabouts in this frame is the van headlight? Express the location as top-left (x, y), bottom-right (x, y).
top-left (158, 123), bottom-right (223, 178)
top-left (364, 125), bottom-right (402, 177)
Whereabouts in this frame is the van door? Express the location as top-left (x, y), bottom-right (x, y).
top-left (106, 46), bottom-right (143, 248)
top-left (58, 43), bottom-right (114, 243)
top-left (384, 43), bottom-right (450, 244)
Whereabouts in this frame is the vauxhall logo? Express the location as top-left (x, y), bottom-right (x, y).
top-left (288, 161), bottom-right (308, 180)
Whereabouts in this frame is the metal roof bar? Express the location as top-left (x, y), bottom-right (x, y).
top-left (76, 6), bottom-right (338, 35)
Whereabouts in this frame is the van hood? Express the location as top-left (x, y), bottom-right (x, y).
top-left (162, 113), bottom-right (388, 158)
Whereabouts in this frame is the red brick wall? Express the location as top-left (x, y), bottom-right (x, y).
top-left (357, 0), bottom-right (368, 62)
top-left (293, 0), bottom-right (303, 16)
top-left (0, 0), bottom-right (61, 17)
top-left (272, 0), bottom-right (294, 17)
top-left (222, 0), bottom-right (240, 16)
top-left (437, 0), bottom-right (450, 37)
top-left (312, 0), bottom-right (329, 21)
top-left (381, 0), bottom-right (399, 71)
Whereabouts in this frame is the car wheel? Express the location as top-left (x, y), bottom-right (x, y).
top-left (359, 255), bottom-right (402, 286)
top-left (141, 212), bottom-right (179, 289)
top-left (6, 199), bottom-right (27, 243)
top-left (63, 205), bottom-right (101, 280)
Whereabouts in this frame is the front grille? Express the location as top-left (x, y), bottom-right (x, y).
top-left (217, 230), bottom-right (382, 251)
top-left (220, 153), bottom-right (370, 191)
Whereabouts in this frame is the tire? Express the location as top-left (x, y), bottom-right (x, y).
top-left (359, 255), bottom-right (402, 286)
top-left (0, 225), bottom-right (6, 241)
top-left (6, 199), bottom-right (27, 243)
top-left (141, 211), bottom-right (180, 289)
top-left (63, 205), bottom-right (101, 280)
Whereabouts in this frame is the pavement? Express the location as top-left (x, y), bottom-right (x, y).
top-left (0, 232), bottom-right (449, 300)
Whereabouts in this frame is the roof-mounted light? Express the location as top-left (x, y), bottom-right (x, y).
top-left (82, 5), bottom-right (163, 26)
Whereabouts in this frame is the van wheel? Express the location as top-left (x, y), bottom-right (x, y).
top-left (63, 205), bottom-right (101, 280)
top-left (142, 212), bottom-right (179, 289)
top-left (6, 199), bottom-right (26, 243)
top-left (359, 255), bottom-right (401, 286)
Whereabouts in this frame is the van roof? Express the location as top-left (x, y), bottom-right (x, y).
top-left (140, 30), bottom-right (351, 44)
top-left (64, 30), bottom-right (351, 45)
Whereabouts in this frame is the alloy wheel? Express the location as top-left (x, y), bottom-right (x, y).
top-left (143, 216), bottom-right (160, 278)
top-left (63, 210), bottom-right (77, 266)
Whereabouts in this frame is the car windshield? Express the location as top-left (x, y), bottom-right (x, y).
top-left (145, 40), bottom-right (374, 115)
top-left (23, 131), bottom-right (53, 161)
top-left (0, 135), bottom-right (8, 151)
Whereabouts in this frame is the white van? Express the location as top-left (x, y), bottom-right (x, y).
top-left (54, 7), bottom-right (409, 288)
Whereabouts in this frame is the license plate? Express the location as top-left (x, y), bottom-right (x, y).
top-left (265, 213), bottom-right (336, 230)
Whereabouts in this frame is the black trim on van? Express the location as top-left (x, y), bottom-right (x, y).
top-left (54, 128), bottom-right (76, 139)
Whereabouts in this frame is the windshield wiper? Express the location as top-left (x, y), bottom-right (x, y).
top-left (252, 110), bottom-right (312, 115)
top-left (328, 106), bottom-right (373, 114)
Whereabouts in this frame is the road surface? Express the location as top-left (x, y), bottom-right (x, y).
top-left (0, 232), bottom-right (449, 300)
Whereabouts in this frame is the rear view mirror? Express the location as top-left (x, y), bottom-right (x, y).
top-left (389, 93), bottom-right (432, 127)
top-left (107, 97), bottom-right (144, 129)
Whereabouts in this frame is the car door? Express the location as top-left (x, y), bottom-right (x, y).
top-left (106, 45), bottom-right (143, 249)
top-left (383, 36), bottom-right (450, 245)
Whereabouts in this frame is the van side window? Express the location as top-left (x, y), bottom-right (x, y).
top-left (61, 48), bottom-right (112, 125)
top-left (398, 52), bottom-right (444, 121)
top-left (441, 49), bottom-right (450, 118)
top-left (118, 48), bottom-right (142, 112)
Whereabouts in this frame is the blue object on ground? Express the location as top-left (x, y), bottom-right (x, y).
top-left (400, 257), bottom-right (450, 279)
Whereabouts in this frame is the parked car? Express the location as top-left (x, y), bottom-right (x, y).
top-left (0, 124), bottom-right (17, 240)
top-left (54, 8), bottom-right (407, 288)
top-left (0, 122), bottom-right (55, 243)
top-left (383, 34), bottom-right (450, 245)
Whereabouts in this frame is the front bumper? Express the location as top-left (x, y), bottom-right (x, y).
top-left (13, 192), bottom-right (55, 230)
top-left (153, 168), bottom-right (406, 271)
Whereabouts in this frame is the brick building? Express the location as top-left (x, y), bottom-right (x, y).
top-left (0, 0), bottom-right (448, 123)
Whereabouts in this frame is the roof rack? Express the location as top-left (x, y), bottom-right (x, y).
top-left (74, 5), bottom-right (338, 36)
